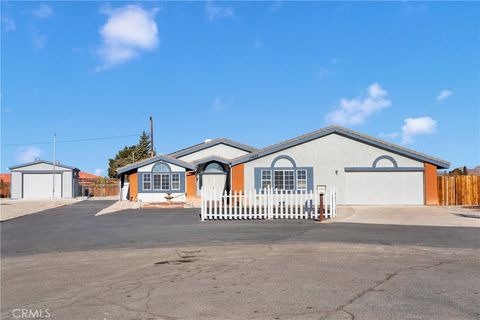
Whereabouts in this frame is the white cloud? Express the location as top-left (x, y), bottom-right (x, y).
top-left (206, 1), bottom-right (234, 21)
top-left (379, 132), bottom-right (399, 139)
top-left (32, 4), bottom-right (54, 19)
top-left (94, 168), bottom-right (105, 177)
top-left (401, 116), bottom-right (437, 144)
top-left (26, 5), bottom-right (53, 49)
top-left (436, 89), bottom-right (453, 102)
top-left (31, 29), bottom-right (46, 49)
top-left (1, 17), bottom-right (16, 31)
top-left (16, 147), bottom-right (43, 163)
top-left (212, 96), bottom-right (234, 112)
top-left (96, 5), bottom-right (159, 71)
top-left (325, 82), bottom-right (392, 126)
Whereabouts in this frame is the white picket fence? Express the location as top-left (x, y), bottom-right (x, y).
top-left (200, 187), bottom-right (337, 221)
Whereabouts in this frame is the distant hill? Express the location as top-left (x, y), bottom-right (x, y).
top-left (468, 166), bottom-right (480, 176)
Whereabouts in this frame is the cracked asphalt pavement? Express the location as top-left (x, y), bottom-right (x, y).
top-left (1, 201), bottom-right (479, 319)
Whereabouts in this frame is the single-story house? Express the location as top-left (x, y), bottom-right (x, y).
top-left (117, 125), bottom-right (450, 205)
top-left (9, 159), bottom-right (80, 199)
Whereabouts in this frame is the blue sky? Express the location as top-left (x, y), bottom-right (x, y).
top-left (1, 1), bottom-right (479, 175)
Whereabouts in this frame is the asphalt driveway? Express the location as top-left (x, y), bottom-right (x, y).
top-left (1, 200), bottom-right (479, 257)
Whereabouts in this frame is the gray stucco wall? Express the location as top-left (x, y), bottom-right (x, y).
top-left (243, 133), bottom-right (424, 205)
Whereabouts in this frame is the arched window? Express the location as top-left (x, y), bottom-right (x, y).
top-left (204, 162), bottom-right (226, 173)
top-left (152, 162), bottom-right (171, 172)
top-left (141, 162), bottom-right (181, 191)
top-left (256, 155), bottom-right (311, 192)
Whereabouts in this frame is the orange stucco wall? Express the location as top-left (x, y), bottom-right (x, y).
top-left (231, 164), bottom-right (244, 193)
top-left (424, 163), bottom-right (439, 205)
top-left (129, 172), bottom-right (138, 201)
top-left (186, 172), bottom-right (196, 199)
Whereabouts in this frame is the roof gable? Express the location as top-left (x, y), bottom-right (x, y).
top-left (117, 155), bottom-right (195, 174)
top-left (230, 126), bottom-right (450, 169)
top-left (9, 160), bottom-right (79, 171)
top-left (169, 138), bottom-right (257, 159)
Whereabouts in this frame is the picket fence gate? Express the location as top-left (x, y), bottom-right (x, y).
top-left (200, 187), bottom-right (337, 221)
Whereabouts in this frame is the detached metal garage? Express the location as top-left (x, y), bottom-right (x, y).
top-left (9, 160), bottom-right (80, 199)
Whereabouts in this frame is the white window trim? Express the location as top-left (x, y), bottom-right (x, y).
top-left (152, 173), bottom-right (160, 191)
top-left (273, 169), bottom-right (295, 191)
top-left (171, 173), bottom-right (180, 191)
top-left (143, 173), bottom-right (152, 190)
top-left (152, 172), bottom-right (172, 191)
top-left (283, 170), bottom-right (295, 191)
top-left (273, 170), bottom-right (284, 190)
top-left (161, 173), bottom-right (170, 191)
top-left (261, 169), bottom-right (272, 189)
top-left (296, 169), bottom-right (307, 191)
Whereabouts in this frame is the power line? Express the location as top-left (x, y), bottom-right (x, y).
top-left (2, 133), bottom-right (142, 147)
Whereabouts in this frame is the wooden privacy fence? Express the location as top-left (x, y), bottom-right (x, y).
top-left (200, 187), bottom-right (337, 221)
top-left (437, 175), bottom-right (480, 206)
top-left (79, 183), bottom-right (119, 197)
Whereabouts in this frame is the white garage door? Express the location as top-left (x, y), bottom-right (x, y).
top-left (345, 171), bottom-right (424, 205)
top-left (23, 173), bottom-right (62, 199)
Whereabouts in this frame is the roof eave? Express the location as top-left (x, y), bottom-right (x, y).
top-left (117, 155), bottom-right (195, 174)
top-left (8, 160), bottom-right (79, 171)
top-left (169, 138), bottom-right (257, 158)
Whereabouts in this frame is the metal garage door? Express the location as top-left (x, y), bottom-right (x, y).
top-left (23, 173), bottom-right (62, 199)
top-left (345, 171), bottom-right (424, 205)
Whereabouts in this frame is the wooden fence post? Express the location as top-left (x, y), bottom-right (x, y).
top-left (319, 193), bottom-right (324, 221)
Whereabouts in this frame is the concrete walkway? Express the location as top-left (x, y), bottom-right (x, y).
top-left (338, 206), bottom-right (480, 227)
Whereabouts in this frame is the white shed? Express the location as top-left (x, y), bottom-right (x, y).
top-left (9, 160), bottom-right (80, 199)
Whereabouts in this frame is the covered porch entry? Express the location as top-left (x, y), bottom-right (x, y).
top-left (194, 157), bottom-right (231, 197)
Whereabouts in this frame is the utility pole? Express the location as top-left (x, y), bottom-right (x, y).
top-left (53, 133), bottom-right (56, 199)
top-left (150, 116), bottom-right (154, 157)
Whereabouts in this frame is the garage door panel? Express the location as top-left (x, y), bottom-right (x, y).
top-left (23, 174), bottom-right (62, 199)
top-left (345, 172), bottom-right (423, 205)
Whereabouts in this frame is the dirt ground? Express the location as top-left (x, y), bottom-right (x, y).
top-left (0, 198), bottom-right (80, 221)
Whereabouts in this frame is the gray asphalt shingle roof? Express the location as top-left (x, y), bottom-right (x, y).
top-left (169, 138), bottom-right (258, 159)
top-left (230, 126), bottom-right (450, 169)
